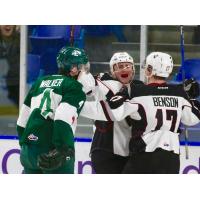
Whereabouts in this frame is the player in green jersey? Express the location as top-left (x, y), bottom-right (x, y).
top-left (17, 47), bottom-right (88, 174)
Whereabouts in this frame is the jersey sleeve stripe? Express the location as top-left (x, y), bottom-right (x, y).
top-left (182, 104), bottom-right (200, 120)
top-left (96, 78), bottom-right (115, 95)
top-left (191, 106), bottom-right (200, 120)
top-left (100, 100), bottom-right (112, 121)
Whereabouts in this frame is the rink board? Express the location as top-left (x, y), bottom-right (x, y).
top-left (0, 137), bottom-right (200, 174)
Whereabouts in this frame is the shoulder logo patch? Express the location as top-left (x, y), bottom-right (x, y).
top-left (28, 134), bottom-right (38, 141)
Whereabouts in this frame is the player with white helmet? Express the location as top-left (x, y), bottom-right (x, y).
top-left (144, 52), bottom-right (173, 78)
top-left (90, 52), bottom-right (136, 100)
top-left (110, 52), bottom-right (135, 83)
top-left (79, 51), bottom-right (143, 174)
top-left (81, 51), bottom-right (200, 173)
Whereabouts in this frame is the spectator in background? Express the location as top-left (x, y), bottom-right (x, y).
top-left (0, 25), bottom-right (20, 106)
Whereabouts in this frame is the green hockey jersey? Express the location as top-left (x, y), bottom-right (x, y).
top-left (17, 75), bottom-right (86, 150)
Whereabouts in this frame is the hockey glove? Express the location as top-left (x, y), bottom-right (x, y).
top-left (190, 99), bottom-right (200, 110)
top-left (37, 147), bottom-right (74, 171)
top-left (106, 86), bottom-right (130, 109)
top-left (183, 78), bottom-right (200, 99)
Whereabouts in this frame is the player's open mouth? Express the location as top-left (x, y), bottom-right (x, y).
top-left (121, 74), bottom-right (128, 78)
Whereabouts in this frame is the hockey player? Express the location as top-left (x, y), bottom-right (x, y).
top-left (81, 52), bottom-right (200, 173)
top-left (48, 48), bottom-right (140, 173)
top-left (79, 52), bottom-right (143, 173)
top-left (16, 47), bottom-right (88, 174)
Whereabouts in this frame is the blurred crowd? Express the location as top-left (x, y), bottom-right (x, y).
top-left (0, 25), bottom-right (20, 106)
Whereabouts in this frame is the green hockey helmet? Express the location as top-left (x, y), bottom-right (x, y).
top-left (57, 46), bottom-right (89, 73)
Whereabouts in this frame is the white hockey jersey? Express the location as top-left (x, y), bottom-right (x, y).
top-left (78, 72), bottom-right (143, 156)
top-left (81, 83), bottom-right (200, 155)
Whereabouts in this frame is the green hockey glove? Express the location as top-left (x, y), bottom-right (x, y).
top-left (37, 147), bottom-right (74, 171)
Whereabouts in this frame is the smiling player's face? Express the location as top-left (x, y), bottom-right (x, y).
top-left (113, 62), bottom-right (134, 84)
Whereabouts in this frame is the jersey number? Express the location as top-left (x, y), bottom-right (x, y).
top-left (154, 109), bottom-right (177, 132)
top-left (39, 88), bottom-right (53, 118)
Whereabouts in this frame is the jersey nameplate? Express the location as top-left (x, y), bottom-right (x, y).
top-left (40, 79), bottom-right (64, 88)
top-left (153, 97), bottom-right (178, 108)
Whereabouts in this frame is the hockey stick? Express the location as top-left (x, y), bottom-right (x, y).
top-left (180, 25), bottom-right (185, 66)
top-left (182, 68), bottom-right (189, 159)
top-left (70, 25), bottom-right (75, 47)
top-left (180, 25), bottom-right (189, 159)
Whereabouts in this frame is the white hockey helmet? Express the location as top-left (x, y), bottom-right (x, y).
top-left (110, 52), bottom-right (134, 75)
top-left (145, 52), bottom-right (173, 78)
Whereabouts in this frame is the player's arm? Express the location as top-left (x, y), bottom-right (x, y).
top-left (181, 79), bottom-right (200, 126)
top-left (53, 80), bottom-right (86, 149)
top-left (80, 94), bottom-right (138, 122)
top-left (16, 82), bottom-right (37, 140)
top-left (80, 100), bottom-right (113, 121)
top-left (108, 99), bottom-right (139, 121)
top-left (181, 98), bottom-right (200, 126)
top-left (77, 71), bottom-right (96, 95)
top-left (77, 71), bottom-right (116, 98)
top-left (78, 71), bottom-right (124, 100)
top-left (94, 78), bottom-right (123, 100)
top-left (81, 99), bottom-right (139, 121)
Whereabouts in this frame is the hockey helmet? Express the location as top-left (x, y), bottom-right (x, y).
top-left (109, 52), bottom-right (134, 75)
top-left (57, 46), bottom-right (89, 72)
top-left (145, 52), bottom-right (173, 78)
